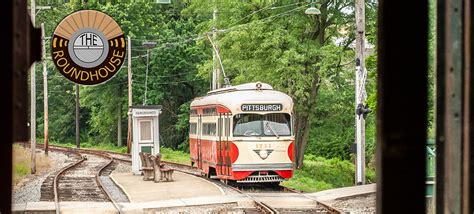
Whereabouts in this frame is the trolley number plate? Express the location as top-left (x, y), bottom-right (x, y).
top-left (241, 104), bottom-right (282, 112)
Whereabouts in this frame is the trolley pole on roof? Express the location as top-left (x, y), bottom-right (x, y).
top-left (354, 0), bottom-right (367, 185)
top-left (142, 41), bottom-right (156, 106)
top-left (30, 0), bottom-right (36, 174)
top-left (212, 0), bottom-right (220, 90)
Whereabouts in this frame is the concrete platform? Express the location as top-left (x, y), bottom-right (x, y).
top-left (248, 193), bottom-right (317, 209)
top-left (308, 183), bottom-right (376, 202)
top-left (12, 196), bottom-right (253, 213)
top-left (110, 172), bottom-right (225, 202)
top-left (12, 182), bottom-right (376, 213)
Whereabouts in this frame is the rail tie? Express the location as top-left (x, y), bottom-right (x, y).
top-left (283, 187), bottom-right (344, 214)
top-left (53, 153), bottom-right (85, 214)
top-left (96, 157), bottom-right (123, 214)
top-left (48, 147), bottom-right (124, 214)
top-left (228, 186), bottom-right (280, 214)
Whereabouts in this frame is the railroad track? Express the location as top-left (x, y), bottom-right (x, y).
top-left (283, 187), bottom-right (344, 214)
top-left (161, 160), bottom-right (342, 213)
top-left (33, 144), bottom-right (343, 213)
top-left (36, 146), bottom-right (122, 214)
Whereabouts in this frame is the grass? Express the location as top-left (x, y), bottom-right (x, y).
top-left (12, 144), bottom-right (52, 188)
top-left (159, 147), bottom-right (191, 165)
top-left (45, 141), bottom-right (190, 164)
top-left (46, 141), bottom-right (128, 153)
top-left (281, 155), bottom-right (376, 192)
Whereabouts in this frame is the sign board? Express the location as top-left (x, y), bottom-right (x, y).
top-left (51, 10), bottom-right (125, 85)
top-left (133, 109), bottom-right (159, 117)
top-left (241, 104), bottom-right (283, 112)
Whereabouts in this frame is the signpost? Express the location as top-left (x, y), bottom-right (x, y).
top-left (354, 0), bottom-right (367, 185)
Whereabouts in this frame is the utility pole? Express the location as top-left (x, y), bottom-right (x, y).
top-left (30, 0), bottom-right (36, 174)
top-left (41, 23), bottom-right (49, 155)
top-left (117, 87), bottom-right (122, 147)
top-left (354, 0), bottom-right (367, 185)
top-left (75, 84), bottom-right (80, 148)
top-left (212, 1), bottom-right (220, 90)
top-left (127, 36), bottom-right (132, 154)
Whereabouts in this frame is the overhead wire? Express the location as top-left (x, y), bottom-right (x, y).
top-left (127, 2), bottom-right (308, 54)
top-left (40, 3), bottom-right (308, 98)
top-left (225, 1), bottom-right (305, 29)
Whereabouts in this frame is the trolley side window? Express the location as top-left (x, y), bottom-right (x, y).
top-left (189, 123), bottom-right (197, 135)
top-left (225, 117), bottom-right (230, 137)
top-left (202, 123), bottom-right (217, 136)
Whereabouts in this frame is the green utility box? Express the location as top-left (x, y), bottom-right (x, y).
top-left (426, 139), bottom-right (435, 197)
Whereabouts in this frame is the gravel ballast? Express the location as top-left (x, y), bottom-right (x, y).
top-left (330, 193), bottom-right (376, 213)
top-left (12, 150), bottom-right (69, 203)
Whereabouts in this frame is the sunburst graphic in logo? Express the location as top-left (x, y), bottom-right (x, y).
top-left (51, 10), bottom-right (126, 85)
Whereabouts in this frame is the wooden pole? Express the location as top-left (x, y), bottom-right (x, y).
top-left (127, 36), bottom-right (132, 154)
top-left (41, 23), bottom-right (48, 155)
top-left (75, 84), bottom-right (80, 148)
top-left (30, 0), bottom-right (36, 174)
top-left (355, 0), bottom-right (366, 185)
top-left (117, 87), bottom-right (122, 147)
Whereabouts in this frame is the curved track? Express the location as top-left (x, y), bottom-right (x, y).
top-left (284, 188), bottom-right (344, 214)
top-left (36, 146), bottom-right (122, 214)
top-left (36, 145), bottom-right (343, 213)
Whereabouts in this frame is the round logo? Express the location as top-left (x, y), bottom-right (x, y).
top-left (51, 10), bottom-right (126, 85)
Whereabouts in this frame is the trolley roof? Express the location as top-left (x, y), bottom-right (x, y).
top-left (191, 82), bottom-right (294, 114)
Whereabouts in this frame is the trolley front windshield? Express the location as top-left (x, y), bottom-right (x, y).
top-left (233, 113), bottom-right (291, 137)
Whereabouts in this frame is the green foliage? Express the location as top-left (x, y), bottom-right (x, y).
top-left (34, 1), bottom-right (382, 175)
top-left (14, 164), bottom-right (30, 180)
top-left (159, 147), bottom-right (191, 165)
top-left (35, 2), bottom-right (207, 149)
top-left (281, 155), bottom-right (376, 192)
top-left (13, 144), bottom-right (30, 185)
top-left (175, 102), bottom-right (191, 152)
top-left (427, 0), bottom-right (436, 138)
top-left (185, 0), bottom-right (378, 167)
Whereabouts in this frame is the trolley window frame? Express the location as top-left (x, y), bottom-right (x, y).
top-left (232, 113), bottom-right (292, 137)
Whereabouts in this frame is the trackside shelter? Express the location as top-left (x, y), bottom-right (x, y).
top-left (131, 105), bottom-right (162, 175)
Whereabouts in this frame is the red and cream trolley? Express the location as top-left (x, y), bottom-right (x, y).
top-left (189, 82), bottom-right (294, 183)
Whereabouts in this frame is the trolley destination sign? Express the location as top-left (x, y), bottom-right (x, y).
top-left (241, 104), bottom-right (283, 112)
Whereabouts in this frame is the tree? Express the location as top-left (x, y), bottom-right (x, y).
top-left (187, 0), bottom-right (377, 168)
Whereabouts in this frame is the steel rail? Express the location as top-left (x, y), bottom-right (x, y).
top-left (227, 185), bottom-right (280, 214)
top-left (53, 153), bottom-right (85, 214)
top-left (95, 157), bottom-right (123, 214)
top-left (156, 160), bottom-right (278, 213)
top-left (37, 145), bottom-right (309, 213)
top-left (283, 187), bottom-right (344, 214)
top-left (46, 146), bottom-right (123, 214)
